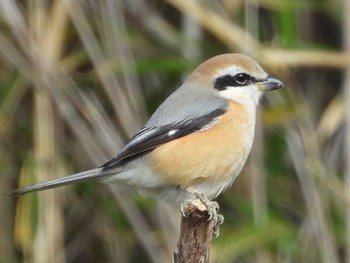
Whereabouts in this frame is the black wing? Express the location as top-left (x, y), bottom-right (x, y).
top-left (101, 109), bottom-right (226, 170)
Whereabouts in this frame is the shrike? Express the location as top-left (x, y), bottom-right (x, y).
top-left (11, 53), bottom-right (283, 214)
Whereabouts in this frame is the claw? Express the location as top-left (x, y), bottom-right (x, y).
top-left (183, 187), bottom-right (224, 238)
top-left (213, 214), bottom-right (224, 239)
top-left (187, 188), bottom-right (218, 221)
top-left (180, 200), bottom-right (190, 218)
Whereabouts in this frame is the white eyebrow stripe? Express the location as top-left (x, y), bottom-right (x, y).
top-left (214, 67), bottom-right (242, 79)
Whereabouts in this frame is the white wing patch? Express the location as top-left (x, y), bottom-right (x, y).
top-left (167, 129), bottom-right (178, 136)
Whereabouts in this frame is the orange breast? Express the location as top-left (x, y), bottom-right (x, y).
top-left (147, 101), bottom-right (255, 189)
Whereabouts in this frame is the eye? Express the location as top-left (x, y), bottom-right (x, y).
top-left (233, 73), bottom-right (250, 85)
top-left (214, 73), bottom-right (252, 90)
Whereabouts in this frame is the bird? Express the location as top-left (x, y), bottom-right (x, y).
top-left (10, 53), bottom-right (283, 212)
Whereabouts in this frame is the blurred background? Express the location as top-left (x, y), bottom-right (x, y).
top-left (0, 0), bottom-right (349, 262)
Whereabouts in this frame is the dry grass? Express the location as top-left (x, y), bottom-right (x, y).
top-left (0, 0), bottom-right (349, 262)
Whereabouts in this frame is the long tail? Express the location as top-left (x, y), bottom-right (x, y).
top-left (9, 168), bottom-right (114, 197)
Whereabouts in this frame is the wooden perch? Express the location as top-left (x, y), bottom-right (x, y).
top-left (174, 199), bottom-right (218, 263)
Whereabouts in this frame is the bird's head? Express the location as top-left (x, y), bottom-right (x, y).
top-left (188, 53), bottom-right (284, 107)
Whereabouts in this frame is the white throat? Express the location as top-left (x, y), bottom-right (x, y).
top-left (218, 86), bottom-right (262, 109)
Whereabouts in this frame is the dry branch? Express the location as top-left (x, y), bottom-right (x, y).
top-left (167, 0), bottom-right (350, 68)
top-left (174, 199), bottom-right (216, 263)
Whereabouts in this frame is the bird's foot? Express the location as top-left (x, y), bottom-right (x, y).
top-left (182, 187), bottom-right (224, 238)
top-left (191, 190), bottom-right (219, 221)
top-left (213, 213), bottom-right (224, 238)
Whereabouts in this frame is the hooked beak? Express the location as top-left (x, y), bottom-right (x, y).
top-left (257, 77), bottom-right (284, 91)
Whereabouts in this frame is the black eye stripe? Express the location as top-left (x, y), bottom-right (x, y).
top-left (214, 73), bottom-right (258, 91)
